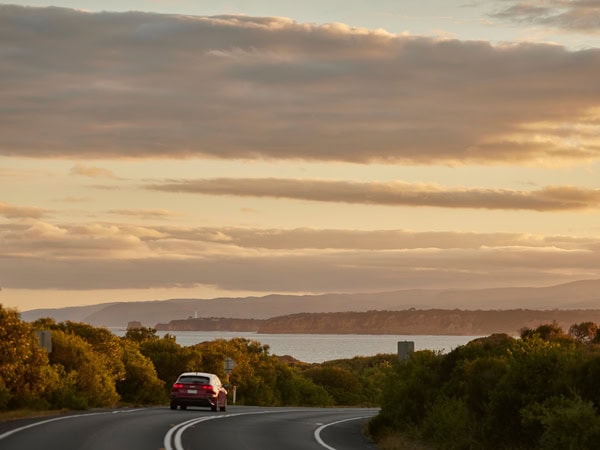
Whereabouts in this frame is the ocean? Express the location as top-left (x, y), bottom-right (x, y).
top-left (111, 329), bottom-right (482, 363)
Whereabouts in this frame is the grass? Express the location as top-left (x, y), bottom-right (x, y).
top-left (0, 408), bottom-right (69, 422)
top-left (363, 420), bottom-right (434, 450)
top-left (373, 431), bottom-right (434, 450)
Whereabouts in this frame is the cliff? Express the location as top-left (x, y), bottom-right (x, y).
top-left (154, 309), bottom-right (600, 336)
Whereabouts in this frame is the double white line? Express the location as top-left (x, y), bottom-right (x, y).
top-left (163, 410), bottom-right (282, 450)
top-left (163, 410), bottom-right (374, 450)
top-left (163, 414), bottom-right (222, 450)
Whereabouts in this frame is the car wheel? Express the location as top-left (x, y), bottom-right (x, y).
top-left (211, 403), bottom-right (217, 412)
top-left (170, 402), bottom-right (177, 410)
top-left (180, 404), bottom-right (187, 410)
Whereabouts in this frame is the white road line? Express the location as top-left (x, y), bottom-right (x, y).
top-left (0, 408), bottom-right (147, 441)
top-left (163, 409), bottom-right (306, 450)
top-left (314, 416), bottom-right (372, 450)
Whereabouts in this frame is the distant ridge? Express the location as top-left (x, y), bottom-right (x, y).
top-left (19, 279), bottom-right (600, 327)
top-left (155, 309), bottom-right (600, 336)
top-left (257, 309), bottom-right (600, 336)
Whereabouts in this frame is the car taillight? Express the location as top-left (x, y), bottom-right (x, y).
top-left (172, 383), bottom-right (184, 390)
top-left (203, 385), bottom-right (216, 394)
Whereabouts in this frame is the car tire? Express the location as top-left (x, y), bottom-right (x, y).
top-left (180, 404), bottom-right (187, 410)
top-left (170, 402), bottom-right (177, 410)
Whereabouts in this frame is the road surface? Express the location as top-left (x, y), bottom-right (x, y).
top-left (0, 405), bottom-right (380, 450)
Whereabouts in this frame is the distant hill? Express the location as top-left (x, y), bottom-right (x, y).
top-left (20, 279), bottom-right (600, 328)
top-left (257, 309), bottom-right (600, 336)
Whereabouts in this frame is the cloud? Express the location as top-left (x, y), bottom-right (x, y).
top-left (0, 202), bottom-right (49, 219)
top-left (161, 227), bottom-right (596, 251)
top-left (1, 5), bottom-right (600, 164)
top-left (108, 208), bottom-right (182, 219)
top-left (0, 245), bottom-right (597, 292)
top-left (57, 196), bottom-right (91, 203)
top-left (491, 1), bottom-right (600, 33)
top-left (69, 163), bottom-right (118, 179)
top-left (146, 178), bottom-right (600, 211)
top-left (1, 221), bottom-right (599, 292)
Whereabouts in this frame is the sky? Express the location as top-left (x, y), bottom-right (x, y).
top-left (1, 1), bottom-right (600, 312)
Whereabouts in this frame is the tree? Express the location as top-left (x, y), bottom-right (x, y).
top-left (124, 327), bottom-right (159, 343)
top-left (303, 366), bottom-right (363, 405)
top-left (273, 363), bottom-right (333, 406)
top-left (569, 322), bottom-right (599, 343)
top-left (137, 334), bottom-right (191, 387)
top-left (0, 305), bottom-right (50, 409)
top-left (49, 330), bottom-right (118, 408)
top-left (62, 321), bottom-right (126, 382)
top-left (117, 340), bottom-right (167, 404)
top-left (521, 395), bottom-right (600, 450)
top-left (520, 322), bottom-right (572, 343)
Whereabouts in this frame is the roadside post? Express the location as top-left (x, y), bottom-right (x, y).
top-left (397, 341), bottom-right (414, 361)
top-left (224, 357), bottom-right (237, 404)
top-left (36, 330), bottom-right (52, 353)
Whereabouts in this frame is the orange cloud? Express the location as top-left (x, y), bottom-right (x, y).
top-left (70, 164), bottom-right (118, 179)
top-left (146, 178), bottom-right (600, 211)
top-left (0, 202), bottom-right (49, 219)
top-left (1, 222), bottom-right (599, 292)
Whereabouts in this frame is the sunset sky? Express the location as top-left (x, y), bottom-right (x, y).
top-left (2, 1), bottom-right (600, 312)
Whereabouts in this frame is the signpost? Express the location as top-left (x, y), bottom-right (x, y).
top-left (224, 357), bottom-right (237, 404)
top-left (397, 341), bottom-right (414, 361)
top-left (36, 330), bottom-right (52, 353)
top-left (224, 357), bottom-right (236, 374)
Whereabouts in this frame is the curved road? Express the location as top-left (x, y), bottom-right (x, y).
top-left (0, 406), bottom-right (380, 450)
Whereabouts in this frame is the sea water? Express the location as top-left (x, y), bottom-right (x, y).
top-left (111, 329), bottom-right (481, 363)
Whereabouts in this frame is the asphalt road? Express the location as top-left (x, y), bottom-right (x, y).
top-left (0, 405), bottom-right (380, 450)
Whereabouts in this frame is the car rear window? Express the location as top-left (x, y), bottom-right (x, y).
top-left (179, 376), bottom-right (210, 384)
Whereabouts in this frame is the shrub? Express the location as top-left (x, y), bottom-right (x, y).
top-left (303, 366), bottom-right (362, 405)
top-left (420, 396), bottom-right (472, 450)
top-left (49, 330), bottom-right (119, 408)
top-left (521, 395), bottom-right (600, 450)
top-left (0, 305), bottom-right (51, 409)
top-left (117, 340), bottom-right (167, 404)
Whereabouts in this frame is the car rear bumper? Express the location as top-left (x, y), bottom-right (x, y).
top-left (170, 396), bottom-right (216, 407)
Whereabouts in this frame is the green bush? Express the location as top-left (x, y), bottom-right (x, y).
top-left (136, 334), bottom-right (192, 389)
top-left (2, 313), bottom-right (349, 412)
top-left (303, 366), bottom-right (363, 405)
top-left (0, 306), bottom-right (52, 409)
top-left (371, 323), bottom-right (600, 450)
top-left (378, 350), bottom-right (444, 432)
top-left (420, 396), bottom-right (472, 450)
top-left (0, 377), bottom-right (10, 410)
top-left (522, 395), bottom-right (600, 450)
top-left (275, 364), bottom-right (333, 406)
top-left (117, 340), bottom-right (167, 404)
top-left (49, 330), bottom-right (119, 408)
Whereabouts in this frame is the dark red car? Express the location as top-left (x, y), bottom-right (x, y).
top-left (170, 372), bottom-right (228, 411)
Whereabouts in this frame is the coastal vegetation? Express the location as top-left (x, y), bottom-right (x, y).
top-left (5, 303), bottom-right (600, 449)
top-left (369, 322), bottom-right (600, 450)
top-left (0, 304), bottom-right (390, 412)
